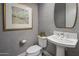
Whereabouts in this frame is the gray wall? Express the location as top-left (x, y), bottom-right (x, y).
top-left (38, 3), bottom-right (79, 56)
top-left (0, 3), bottom-right (38, 56)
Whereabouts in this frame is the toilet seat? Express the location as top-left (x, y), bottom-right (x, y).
top-left (26, 45), bottom-right (42, 54)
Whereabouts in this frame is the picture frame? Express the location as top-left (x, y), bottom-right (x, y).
top-left (3, 3), bottom-right (32, 31)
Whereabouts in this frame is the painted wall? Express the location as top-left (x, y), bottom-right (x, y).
top-left (0, 3), bottom-right (38, 56)
top-left (38, 3), bottom-right (79, 56)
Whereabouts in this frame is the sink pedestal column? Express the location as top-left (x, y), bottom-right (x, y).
top-left (56, 46), bottom-right (65, 56)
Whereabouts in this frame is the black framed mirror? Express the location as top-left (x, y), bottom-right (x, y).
top-left (54, 3), bottom-right (78, 28)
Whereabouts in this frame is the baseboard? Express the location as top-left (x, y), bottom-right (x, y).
top-left (0, 53), bottom-right (9, 56)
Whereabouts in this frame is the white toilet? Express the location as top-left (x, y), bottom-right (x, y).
top-left (26, 35), bottom-right (47, 56)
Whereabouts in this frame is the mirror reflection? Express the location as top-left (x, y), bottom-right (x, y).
top-left (54, 3), bottom-right (77, 28)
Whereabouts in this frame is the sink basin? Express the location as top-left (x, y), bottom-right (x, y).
top-left (47, 35), bottom-right (78, 48)
top-left (47, 31), bottom-right (78, 56)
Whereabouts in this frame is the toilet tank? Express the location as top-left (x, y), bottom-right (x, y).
top-left (38, 36), bottom-right (47, 48)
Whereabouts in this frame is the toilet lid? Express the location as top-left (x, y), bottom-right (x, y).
top-left (27, 45), bottom-right (42, 54)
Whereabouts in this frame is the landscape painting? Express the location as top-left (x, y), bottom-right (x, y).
top-left (3, 4), bottom-right (32, 31)
top-left (12, 6), bottom-right (29, 24)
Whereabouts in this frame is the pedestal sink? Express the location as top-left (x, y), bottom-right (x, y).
top-left (47, 31), bottom-right (78, 56)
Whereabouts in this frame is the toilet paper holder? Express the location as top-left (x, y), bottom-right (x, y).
top-left (19, 40), bottom-right (27, 47)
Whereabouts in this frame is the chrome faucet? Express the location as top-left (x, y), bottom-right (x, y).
top-left (60, 33), bottom-right (64, 38)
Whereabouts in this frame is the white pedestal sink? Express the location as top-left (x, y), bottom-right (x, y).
top-left (47, 31), bottom-right (78, 56)
top-left (56, 46), bottom-right (65, 56)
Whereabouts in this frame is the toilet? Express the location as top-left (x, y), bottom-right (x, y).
top-left (26, 35), bottom-right (47, 56)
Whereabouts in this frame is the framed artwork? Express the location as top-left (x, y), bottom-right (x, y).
top-left (3, 3), bottom-right (32, 31)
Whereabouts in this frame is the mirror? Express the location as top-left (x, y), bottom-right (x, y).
top-left (54, 3), bottom-right (78, 28)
